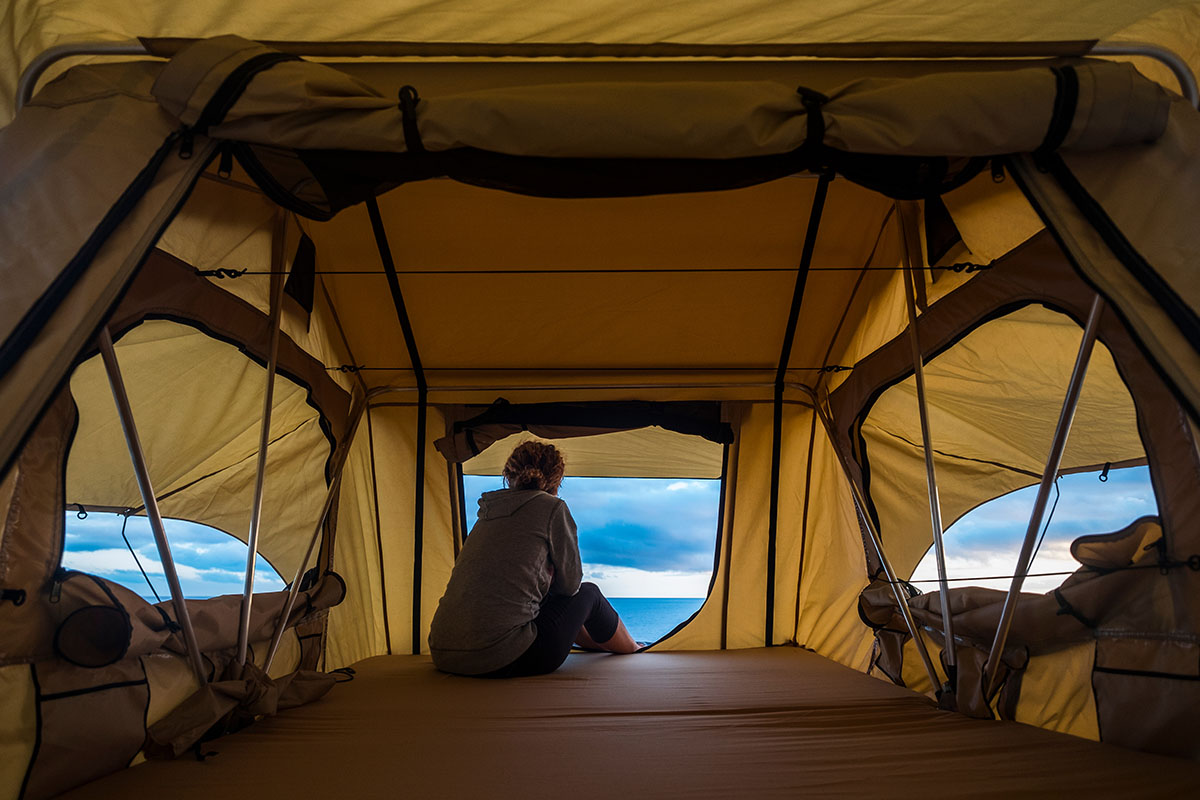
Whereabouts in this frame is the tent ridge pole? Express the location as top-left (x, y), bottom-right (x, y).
top-left (97, 326), bottom-right (207, 686)
top-left (236, 212), bottom-right (288, 668)
top-left (1090, 41), bottom-right (1199, 108)
top-left (983, 294), bottom-right (1105, 699)
top-left (801, 385), bottom-right (943, 693)
top-left (896, 200), bottom-right (957, 690)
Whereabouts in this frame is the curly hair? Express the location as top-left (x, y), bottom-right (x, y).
top-left (502, 441), bottom-right (565, 494)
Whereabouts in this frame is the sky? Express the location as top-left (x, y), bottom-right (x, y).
top-left (60, 465), bottom-right (1155, 603)
top-left (910, 465), bottom-right (1156, 593)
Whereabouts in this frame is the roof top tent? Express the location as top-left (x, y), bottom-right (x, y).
top-left (1, 2), bottom-right (1200, 796)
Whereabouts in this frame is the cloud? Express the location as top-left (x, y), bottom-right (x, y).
top-left (61, 513), bottom-right (284, 600)
top-left (910, 465), bottom-right (1155, 593)
top-left (582, 565), bottom-right (711, 598)
top-left (463, 475), bottom-right (723, 574)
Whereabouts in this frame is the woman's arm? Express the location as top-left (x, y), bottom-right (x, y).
top-left (547, 499), bottom-right (583, 596)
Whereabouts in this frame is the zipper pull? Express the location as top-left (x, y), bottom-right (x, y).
top-left (179, 129), bottom-right (195, 160)
top-left (217, 144), bottom-right (234, 178)
top-left (49, 567), bottom-right (66, 603)
top-left (990, 159), bottom-right (1005, 183)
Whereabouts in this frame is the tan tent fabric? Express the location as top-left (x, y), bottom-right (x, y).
top-left (150, 37), bottom-right (1169, 161)
top-left (1015, 95), bottom-right (1200, 418)
top-left (5, 1), bottom-right (1198, 124)
top-left (62, 649), bottom-right (1200, 799)
top-left (2, 13), bottom-right (1200, 792)
top-left (462, 428), bottom-right (724, 479)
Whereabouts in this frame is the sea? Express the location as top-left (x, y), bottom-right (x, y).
top-left (609, 597), bottom-right (705, 644)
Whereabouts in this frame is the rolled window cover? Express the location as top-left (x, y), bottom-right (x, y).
top-left (434, 399), bottom-right (732, 463)
top-left (153, 35), bottom-right (1169, 161)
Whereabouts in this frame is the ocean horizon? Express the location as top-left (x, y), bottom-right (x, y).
top-left (609, 597), bottom-right (705, 643)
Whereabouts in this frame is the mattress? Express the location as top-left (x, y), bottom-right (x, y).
top-left (65, 647), bottom-right (1200, 798)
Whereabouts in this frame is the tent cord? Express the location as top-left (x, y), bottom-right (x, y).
top-left (193, 263), bottom-right (994, 277)
top-left (1028, 477), bottom-right (1061, 568)
top-left (118, 511), bottom-right (163, 603)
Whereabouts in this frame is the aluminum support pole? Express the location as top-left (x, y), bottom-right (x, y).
top-left (896, 201), bottom-right (958, 683)
top-left (236, 213), bottom-right (289, 667)
top-left (802, 386), bottom-right (943, 692)
top-left (98, 326), bottom-right (207, 686)
top-left (262, 390), bottom-right (370, 673)
top-left (983, 294), bottom-right (1104, 698)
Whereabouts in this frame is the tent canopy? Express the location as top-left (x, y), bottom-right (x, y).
top-left (2, 6), bottom-right (1200, 795)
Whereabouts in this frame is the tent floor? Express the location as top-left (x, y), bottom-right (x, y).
top-left (67, 647), bottom-right (1199, 798)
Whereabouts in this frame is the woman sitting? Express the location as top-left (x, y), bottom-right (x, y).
top-left (429, 441), bottom-right (639, 677)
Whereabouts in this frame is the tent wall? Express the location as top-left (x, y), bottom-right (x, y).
top-left (2, 26), bottom-right (1200, 793)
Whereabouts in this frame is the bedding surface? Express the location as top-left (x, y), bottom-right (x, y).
top-left (66, 647), bottom-right (1200, 798)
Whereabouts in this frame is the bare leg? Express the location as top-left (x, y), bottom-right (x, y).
top-left (578, 617), bottom-right (639, 654)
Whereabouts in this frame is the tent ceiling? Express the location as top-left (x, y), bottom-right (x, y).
top-left (307, 173), bottom-right (897, 397)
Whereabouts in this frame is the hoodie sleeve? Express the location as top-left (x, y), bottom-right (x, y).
top-left (547, 499), bottom-right (583, 596)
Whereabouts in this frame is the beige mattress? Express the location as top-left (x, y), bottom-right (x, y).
top-left (67, 647), bottom-right (1200, 798)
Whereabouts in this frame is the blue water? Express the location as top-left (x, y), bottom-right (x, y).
top-left (609, 597), bottom-right (705, 643)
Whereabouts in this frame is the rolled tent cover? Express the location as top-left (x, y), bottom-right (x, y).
top-left (434, 400), bottom-right (732, 463)
top-left (151, 35), bottom-right (1171, 164)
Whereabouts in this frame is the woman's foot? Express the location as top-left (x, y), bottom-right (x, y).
top-left (576, 619), bottom-right (640, 654)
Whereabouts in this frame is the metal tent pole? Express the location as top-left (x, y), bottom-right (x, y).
top-left (262, 390), bottom-right (370, 674)
top-left (896, 201), bottom-right (957, 693)
top-left (983, 294), bottom-right (1104, 699)
top-left (235, 212), bottom-right (289, 668)
top-left (801, 386), bottom-right (943, 692)
top-left (98, 326), bottom-right (207, 686)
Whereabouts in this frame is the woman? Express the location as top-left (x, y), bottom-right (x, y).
top-left (429, 441), bottom-right (639, 677)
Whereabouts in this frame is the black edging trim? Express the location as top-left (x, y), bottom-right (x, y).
top-left (366, 405), bottom-right (392, 655)
top-left (792, 409), bottom-right (818, 641)
top-left (18, 664), bottom-right (42, 800)
top-left (1044, 153), bottom-right (1200, 393)
top-left (0, 132), bottom-right (180, 386)
top-left (653, 441), bottom-right (730, 649)
top-left (365, 197), bottom-right (428, 655)
top-left (413, 391), bottom-right (428, 654)
top-left (455, 462), bottom-right (468, 550)
top-left (38, 678), bottom-right (149, 702)
top-left (1094, 665), bottom-right (1200, 682)
top-left (767, 171), bottom-right (832, 646)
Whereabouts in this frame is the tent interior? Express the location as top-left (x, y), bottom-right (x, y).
top-left (3, 4), bottom-right (1200, 797)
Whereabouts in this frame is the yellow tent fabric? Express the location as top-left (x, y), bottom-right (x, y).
top-left (2, 11), bottom-right (1200, 794)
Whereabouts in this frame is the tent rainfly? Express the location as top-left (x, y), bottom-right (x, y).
top-left (1, 3), bottom-right (1200, 796)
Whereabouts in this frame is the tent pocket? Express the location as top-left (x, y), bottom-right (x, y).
top-left (50, 569), bottom-right (133, 668)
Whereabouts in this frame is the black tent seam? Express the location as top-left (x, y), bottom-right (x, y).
top-left (1093, 665), bottom-right (1200, 682)
top-left (0, 131), bottom-right (180, 386)
top-left (1007, 159), bottom-right (1194, 552)
top-left (1044, 153), bottom-right (1200, 368)
top-left (38, 678), bottom-right (148, 702)
top-left (793, 409), bottom-right (818, 641)
top-left (768, 171), bottom-right (832, 646)
top-left (19, 664), bottom-right (43, 799)
top-left (655, 441), bottom-right (731, 649)
top-left (366, 405), bottom-right (392, 655)
top-left (365, 197), bottom-right (428, 655)
top-left (454, 462), bottom-right (468, 552)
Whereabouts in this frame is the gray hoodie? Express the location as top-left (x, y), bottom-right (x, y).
top-left (428, 489), bottom-right (582, 675)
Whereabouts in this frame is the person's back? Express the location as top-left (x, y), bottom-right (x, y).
top-left (429, 488), bottom-right (580, 675)
top-left (428, 440), bottom-right (640, 678)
